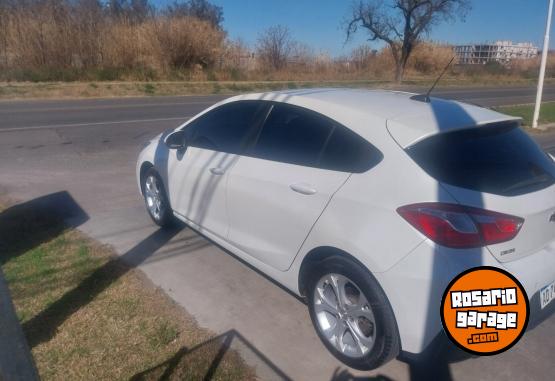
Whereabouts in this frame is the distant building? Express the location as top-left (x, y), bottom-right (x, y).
top-left (454, 41), bottom-right (538, 65)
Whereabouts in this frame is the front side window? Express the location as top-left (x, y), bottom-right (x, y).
top-left (247, 103), bottom-right (334, 167)
top-left (185, 101), bottom-right (263, 154)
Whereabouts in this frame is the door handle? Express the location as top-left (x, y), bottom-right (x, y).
top-left (289, 183), bottom-right (317, 195)
top-left (209, 167), bottom-right (225, 175)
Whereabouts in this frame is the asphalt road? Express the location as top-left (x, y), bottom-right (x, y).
top-left (1, 85), bottom-right (555, 133)
top-left (1, 86), bottom-right (555, 381)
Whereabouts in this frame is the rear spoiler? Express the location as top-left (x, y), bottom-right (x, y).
top-left (387, 117), bottom-right (522, 149)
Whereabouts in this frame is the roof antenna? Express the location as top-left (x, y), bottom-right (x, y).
top-left (424, 56), bottom-right (455, 102)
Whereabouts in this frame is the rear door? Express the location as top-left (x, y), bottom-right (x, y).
top-left (226, 102), bottom-right (382, 271)
top-left (406, 122), bottom-right (555, 262)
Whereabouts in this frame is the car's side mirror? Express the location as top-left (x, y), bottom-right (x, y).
top-left (164, 130), bottom-right (186, 149)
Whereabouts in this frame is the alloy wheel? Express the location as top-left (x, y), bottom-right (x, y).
top-left (144, 174), bottom-right (164, 221)
top-left (313, 273), bottom-right (377, 358)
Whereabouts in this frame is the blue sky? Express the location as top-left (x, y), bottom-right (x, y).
top-left (155, 0), bottom-right (554, 57)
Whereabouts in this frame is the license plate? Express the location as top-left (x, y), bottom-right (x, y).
top-left (540, 281), bottom-right (555, 309)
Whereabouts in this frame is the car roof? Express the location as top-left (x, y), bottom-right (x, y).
top-left (229, 88), bottom-right (520, 148)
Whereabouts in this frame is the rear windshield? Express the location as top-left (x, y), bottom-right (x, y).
top-left (406, 122), bottom-right (555, 196)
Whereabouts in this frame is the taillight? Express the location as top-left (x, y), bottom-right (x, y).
top-left (397, 203), bottom-right (524, 249)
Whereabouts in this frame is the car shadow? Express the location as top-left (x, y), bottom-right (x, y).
top-left (1, 190), bottom-right (298, 380)
top-left (329, 368), bottom-right (394, 381)
top-left (0, 191), bottom-right (184, 349)
top-left (129, 329), bottom-right (292, 381)
top-left (0, 191), bottom-right (89, 265)
top-left (22, 223), bottom-right (183, 348)
top-left (0, 191), bottom-right (89, 380)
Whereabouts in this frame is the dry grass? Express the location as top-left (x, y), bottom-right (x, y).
top-left (0, 2), bottom-right (224, 82)
top-left (0, 76), bottom-right (546, 101)
top-left (0, 2), bottom-right (552, 85)
top-left (0, 198), bottom-right (256, 381)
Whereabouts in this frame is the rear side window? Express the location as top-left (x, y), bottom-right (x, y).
top-left (187, 101), bottom-right (262, 153)
top-left (407, 123), bottom-right (555, 196)
top-left (247, 102), bottom-right (383, 172)
top-left (320, 126), bottom-right (383, 173)
top-left (248, 103), bottom-right (334, 167)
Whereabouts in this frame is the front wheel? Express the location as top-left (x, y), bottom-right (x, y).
top-left (306, 256), bottom-right (400, 370)
top-left (142, 168), bottom-right (175, 228)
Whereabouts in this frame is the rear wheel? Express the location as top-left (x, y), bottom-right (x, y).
top-left (306, 256), bottom-right (400, 370)
top-left (142, 168), bottom-right (174, 228)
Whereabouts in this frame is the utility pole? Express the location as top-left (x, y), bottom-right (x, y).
top-left (533, 0), bottom-right (554, 128)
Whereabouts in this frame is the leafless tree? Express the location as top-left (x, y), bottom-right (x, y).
top-left (350, 44), bottom-right (376, 71)
top-left (346, 0), bottom-right (470, 82)
top-left (106, 0), bottom-right (152, 23)
top-left (256, 25), bottom-right (293, 71)
top-left (166, 0), bottom-right (224, 29)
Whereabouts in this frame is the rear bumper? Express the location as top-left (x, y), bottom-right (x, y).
top-left (502, 242), bottom-right (555, 328)
top-left (376, 239), bottom-right (555, 355)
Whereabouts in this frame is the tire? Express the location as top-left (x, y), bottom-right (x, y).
top-left (306, 255), bottom-right (400, 370)
top-left (142, 168), bottom-right (175, 228)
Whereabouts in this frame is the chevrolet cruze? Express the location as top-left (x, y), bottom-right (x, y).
top-left (136, 89), bottom-right (555, 369)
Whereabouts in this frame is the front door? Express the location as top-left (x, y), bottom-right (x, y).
top-left (167, 100), bottom-right (266, 238)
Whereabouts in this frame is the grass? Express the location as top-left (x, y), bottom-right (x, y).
top-left (0, 199), bottom-right (256, 381)
top-left (143, 83), bottom-right (156, 95)
top-left (0, 76), bottom-right (550, 100)
top-left (496, 102), bottom-right (555, 132)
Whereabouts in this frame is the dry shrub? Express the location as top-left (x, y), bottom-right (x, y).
top-left (510, 53), bottom-right (555, 78)
top-left (344, 42), bottom-right (453, 80)
top-left (215, 39), bottom-right (252, 80)
top-left (153, 16), bottom-right (224, 70)
top-left (369, 48), bottom-right (396, 78)
top-left (0, 1), bottom-right (224, 81)
top-left (406, 42), bottom-right (454, 75)
top-left (345, 45), bottom-right (394, 79)
top-left (2, 1), bottom-right (77, 68)
top-left (350, 45), bottom-right (375, 71)
top-left (0, 2), bottom-right (548, 83)
top-left (101, 22), bottom-right (149, 69)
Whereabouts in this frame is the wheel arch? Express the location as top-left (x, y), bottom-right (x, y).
top-left (299, 245), bottom-right (403, 359)
top-left (139, 161), bottom-right (154, 195)
top-left (298, 246), bottom-right (372, 297)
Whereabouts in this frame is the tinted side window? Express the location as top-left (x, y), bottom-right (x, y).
top-left (319, 127), bottom-right (383, 173)
top-left (187, 101), bottom-right (262, 153)
top-left (248, 103), bottom-right (334, 167)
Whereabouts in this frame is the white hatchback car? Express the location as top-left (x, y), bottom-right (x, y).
top-left (136, 89), bottom-right (555, 369)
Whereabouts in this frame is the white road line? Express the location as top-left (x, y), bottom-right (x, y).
top-left (0, 116), bottom-right (192, 132)
top-left (0, 101), bottom-right (215, 113)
